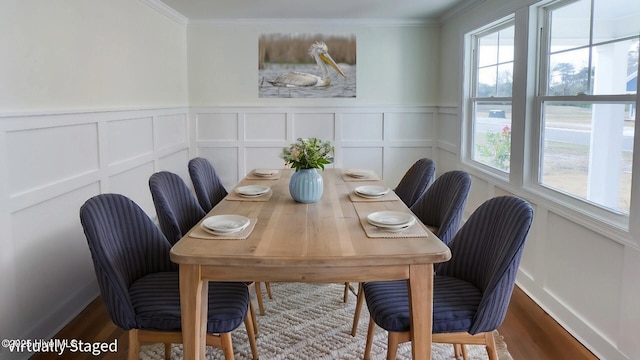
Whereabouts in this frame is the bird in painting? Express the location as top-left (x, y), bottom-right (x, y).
top-left (267, 41), bottom-right (348, 87)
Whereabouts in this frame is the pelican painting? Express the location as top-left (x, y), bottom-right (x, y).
top-left (267, 42), bottom-right (348, 88)
top-left (259, 34), bottom-right (356, 98)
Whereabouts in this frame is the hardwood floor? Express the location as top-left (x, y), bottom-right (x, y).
top-left (30, 285), bottom-right (598, 360)
top-left (499, 287), bottom-right (598, 360)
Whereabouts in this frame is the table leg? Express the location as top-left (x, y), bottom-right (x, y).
top-left (408, 263), bottom-right (433, 360)
top-left (180, 264), bottom-right (208, 360)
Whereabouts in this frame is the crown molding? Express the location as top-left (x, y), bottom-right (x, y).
top-left (187, 17), bottom-right (440, 27)
top-left (139, 0), bottom-right (189, 25)
top-left (439, 0), bottom-right (487, 22)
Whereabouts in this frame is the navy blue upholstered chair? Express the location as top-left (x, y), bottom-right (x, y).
top-left (149, 171), bottom-right (206, 246)
top-left (149, 170), bottom-right (263, 327)
top-left (188, 157), bottom-right (228, 213)
top-left (393, 158), bottom-right (436, 208)
top-left (343, 158), bottom-right (436, 303)
top-left (410, 170), bottom-right (472, 245)
top-left (362, 196), bottom-right (533, 360)
top-left (350, 170), bottom-right (471, 336)
top-left (79, 193), bottom-right (258, 360)
top-left (188, 158), bottom-right (273, 315)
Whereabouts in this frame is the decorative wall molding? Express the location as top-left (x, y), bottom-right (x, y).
top-left (0, 107), bottom-right (189, 349)
top-left (1, 103), bottom-right (635, 360)
top-left (190, 106), bottom-right (438, 190)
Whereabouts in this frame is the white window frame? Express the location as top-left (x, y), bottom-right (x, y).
top-left (462, 17), bottom-right (517, 180)
top-left (528, 0), bottom-right (640, 230)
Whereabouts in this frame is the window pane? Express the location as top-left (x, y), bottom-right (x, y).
top-left (540, 101), bottom-right (633, 214)
top-left (592, 39), bottom-right (639, 95)
top-left (477, 66), bottom-right (497, 97)
top-left (472, 101), bottom-right (512, 172)
top-left (477, 24), bottom-right (515, 98)
top-left (498, 26), bottom-right (515, 63)
top-left (548, 48), bottom-right (591, 95)
top-left (549, 0), bottom-right (591, 50)
top-left (497, 63), bottom-right (513, 97)
top-left (478, 32), bottom-right (499, 67)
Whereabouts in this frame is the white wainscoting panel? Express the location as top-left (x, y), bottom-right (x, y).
top-left (6, 123), bottom-right (99, 197)
top-left (197, 113), bottom-right (238, 141)
top-left (157, 113), bottom-right (188, 151)
top-left (342, 113), bottom-right (383, 141)
top-left (107, 117), bottom-right (154, 166)
top-left (245, 113), bottom-right (287, 141)
top-left (544, 212), bottom-right (624, 341)
top-left (291, 113), bottom-right (336, 141)
top-left (0, 107), bottom-right (189, 354)
top-left (386, 112), bottom-right (433, 141)
top-left (342, 147), bottom-right (384, 177)
top-left (12, 183), bottom-right (99, 336)
top-left (192, 107), bottom-right (437, 191)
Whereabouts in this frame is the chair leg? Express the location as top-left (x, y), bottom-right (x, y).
top-left (350, 282), bottom-right (365, 336)
top-left (343, 282), bottom-right (350, 302)
top-left (454, 344), bottom-right (461, 358)
top-left (265, 282), bottom-right (272, 299)
top-left (248, 300), bottom-right (259, 335)
top-left (128, 330), bottom-right (140, 360)
top-left (255, 282), bottom-right (266, 315)
top-left (387, 332), bottom-right (399, 360)
top-left (244, 306), bottom-right (259, 360)
top-left (364, 316), bottom-right (376, 360)
top-left (164, 343), bottom-right (171, 360)
top-left (220, 332), bottom-right (235, 360)
top-left (485, 331), bottom-right (498, 360)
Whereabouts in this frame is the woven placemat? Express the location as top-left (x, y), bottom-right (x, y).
top-left (352, 203), bottom-right (430, 238)
top-left (188, 218), bottom-right (257, 240)
top-left (226, 189), bottom-right (273, 202)
top-left (341, 169), bottom-right (379, 182)
top-left (348, 191), bottom-right (400, 202)
top-left (244, 169), bottom-right (281, 180)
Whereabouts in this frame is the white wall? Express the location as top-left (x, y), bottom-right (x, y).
top-left (187, 21), bottom-right (441, 107)
top-left (439, 1), bottom-right (640, 360)
top-left (0, 0), bottom-right (188, 113)
top-left (0, 1), bottom-right (188, 359)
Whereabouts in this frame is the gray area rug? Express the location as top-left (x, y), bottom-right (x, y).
top-left (140, 282), bottom-right (512, 360)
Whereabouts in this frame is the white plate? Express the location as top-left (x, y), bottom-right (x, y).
top-left (202, 215), bottom-right (251, 233)
top-left (367, 211), bottom-right (416, 230)
top-left (235, 185), bottom-right (270, 197)
top-left (355, 185), bottom-right (389, 198)
top-left (345, 169), bottom-right (373, 178)
top-left (254, 169), bottom-right (278, 177)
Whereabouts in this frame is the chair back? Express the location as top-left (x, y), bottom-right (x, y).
top-left (188, 157), bottom-right (228, 212)
top-left (410, 170), bottom-right (471, 245)
top-left (394, 158), bottom-right (436, 207)
top-left (437, 196), bottom-right (533, 334)
top-left (149, 171), bottom-right (206, 245)
top-left (79, 193), bottom-right (175, 329)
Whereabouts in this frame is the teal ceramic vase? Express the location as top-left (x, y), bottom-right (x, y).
top-left (289, 168), bottom-right (323, 203)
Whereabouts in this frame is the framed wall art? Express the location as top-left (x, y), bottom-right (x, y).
top-left (258, 33), bottom-right (356, 98)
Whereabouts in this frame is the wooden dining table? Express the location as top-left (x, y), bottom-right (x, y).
top-left (170, 168), bottom-right (451, 359)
